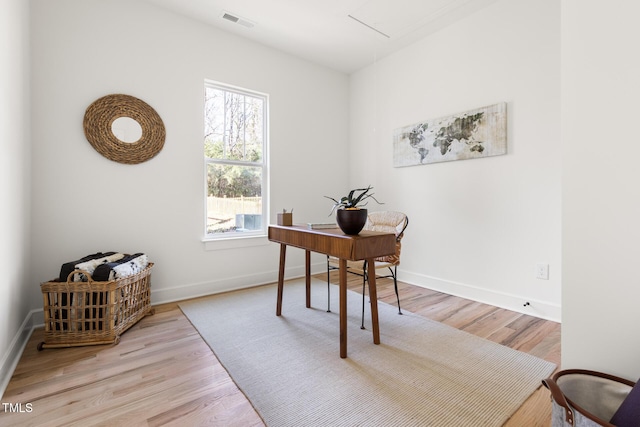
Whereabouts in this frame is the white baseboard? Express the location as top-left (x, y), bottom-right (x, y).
top-left (399, 270), bottom-right (561, 322)
top-left (152, 262), bottom-right (561, 323)
top-left (150, 263), bottom-right (317, 305)
top-left (0, 309), bottom-right (43, 399)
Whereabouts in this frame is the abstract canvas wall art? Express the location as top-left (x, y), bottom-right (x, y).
top-left (393, 102), bottom-right (507, 167)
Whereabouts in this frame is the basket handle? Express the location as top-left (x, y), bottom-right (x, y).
top-left (65, 269), bottom-right (96, 284)
top-left (542, 377), bottom-right (574, 426)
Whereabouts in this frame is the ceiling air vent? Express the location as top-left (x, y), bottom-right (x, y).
top-left (221, 11), bottom-right (255, 28)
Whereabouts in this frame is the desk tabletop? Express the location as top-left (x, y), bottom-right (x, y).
top-left (268, 224), bottom-right (395, 261)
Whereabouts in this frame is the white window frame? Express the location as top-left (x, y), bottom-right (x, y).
top-left (203, 80), bottom-right (269, 242)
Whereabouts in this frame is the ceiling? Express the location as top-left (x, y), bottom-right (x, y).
top-left (142, 0), bottom-right (499, 74)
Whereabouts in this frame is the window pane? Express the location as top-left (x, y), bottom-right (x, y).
top-left (204, 87), bottom-right (263, 163)
top-left (204, 87), bottom-right (225, 158)
top-left (206, 163), bottom-right (263, 234)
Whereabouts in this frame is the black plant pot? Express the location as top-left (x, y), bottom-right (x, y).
top-left (336, 209), bottom-right (368, 235)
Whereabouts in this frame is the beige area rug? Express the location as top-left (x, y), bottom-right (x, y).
top-left (179, 279), bottom-right (556, 426)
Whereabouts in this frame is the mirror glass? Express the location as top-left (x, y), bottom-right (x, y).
top-left (111, 117), bottom-right (143, 143)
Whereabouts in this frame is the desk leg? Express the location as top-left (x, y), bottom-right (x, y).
top-left (366, 258), bottom-right (381, 345)
top-left (339, 258), bottom-right (347, 358)
top-left (305, 250), bottom-right (311, 308)
top-left (276, 244), bottom-right (286, 316)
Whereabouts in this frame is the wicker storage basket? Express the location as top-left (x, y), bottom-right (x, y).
top-left (38, 263), bottom-right (154, 350)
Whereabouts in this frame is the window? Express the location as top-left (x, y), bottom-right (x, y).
top-left (204, 81), bottom-right (268, 239)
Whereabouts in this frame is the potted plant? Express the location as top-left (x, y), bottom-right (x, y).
top-left (325, 186), bottom-right (383, 235)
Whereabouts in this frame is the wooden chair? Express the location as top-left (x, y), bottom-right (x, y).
top-left (326, 211), bottom-right (409, 329)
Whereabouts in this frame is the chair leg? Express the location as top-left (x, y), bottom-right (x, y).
top-left (361, 261), bottom-right (367, 329)
top-left (326, 256), bottom-right (331, 312)
top-left (391, 266), bottom-right (402, 315)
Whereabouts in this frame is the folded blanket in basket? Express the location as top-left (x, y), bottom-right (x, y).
top-left (59, 252), bottom-right (116, 281)
top-left (91, 253), bottom-right (149, 281)
top-left (73, 253), bottom-right (126, 281)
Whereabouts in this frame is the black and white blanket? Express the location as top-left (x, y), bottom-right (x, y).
top-left (58, 252), bottom-right (149, 282)
top-left (73, 253), bottom-right (126, 282)
top-left (92, 253), bottom-right (149, 281)
top-left (58, 252), bottom-right (117, 281)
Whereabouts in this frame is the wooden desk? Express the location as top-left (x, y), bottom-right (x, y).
top-left (268, 225), bottom-right (396, 358)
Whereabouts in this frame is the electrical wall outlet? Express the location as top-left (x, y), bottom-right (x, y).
top-left (535, 263), bottom-right (549, 280)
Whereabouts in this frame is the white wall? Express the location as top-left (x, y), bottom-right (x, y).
top-left (28, 0), bottom-right (350, 308)
top-left (561, 0), bottom-right (640, 380)
top-left (0, 0), bottom-right (31, 395)
top-left (349, 0), bottom-right (562, 320)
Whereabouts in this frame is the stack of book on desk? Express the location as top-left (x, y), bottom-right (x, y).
top-left (306, 223), bottom-right (338, 230)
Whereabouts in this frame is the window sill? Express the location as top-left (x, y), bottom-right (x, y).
top-left (202, 234), bottom-right (270, 251)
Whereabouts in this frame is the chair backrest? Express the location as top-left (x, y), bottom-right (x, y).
top-left (364, 211), bottom-right (409, 265)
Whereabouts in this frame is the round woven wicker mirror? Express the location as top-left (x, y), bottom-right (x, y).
top-left (83, 94), bottom-right (165, 164)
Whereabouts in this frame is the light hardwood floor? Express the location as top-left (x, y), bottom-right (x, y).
top-left (1, 273), bottom-right (560, 426)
